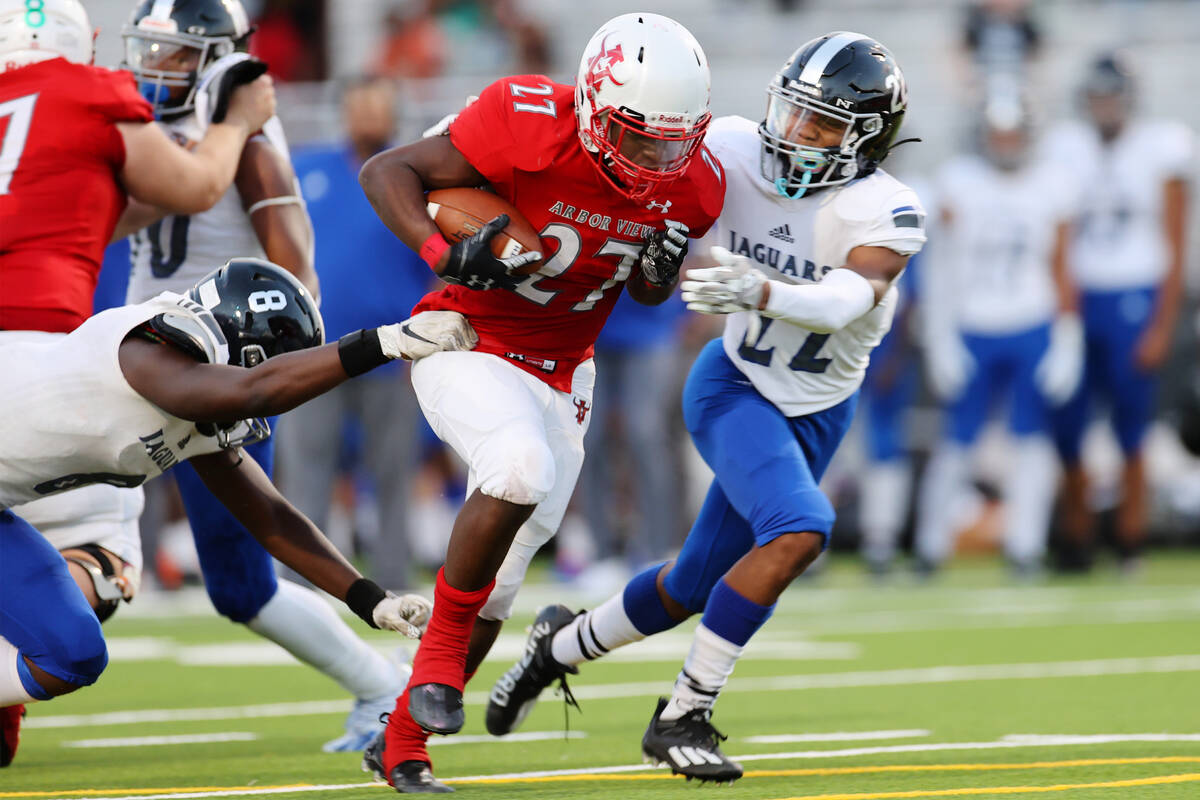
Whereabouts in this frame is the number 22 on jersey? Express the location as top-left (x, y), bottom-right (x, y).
top-left (0, 93), bottom-right (37, 195)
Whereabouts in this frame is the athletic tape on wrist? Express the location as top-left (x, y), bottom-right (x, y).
top-left (420, 233), bottom-right (451, 270)
top-left (346, 578), bottom-right (387, 628)
top-left (337, 328), bottom-right (389, 377)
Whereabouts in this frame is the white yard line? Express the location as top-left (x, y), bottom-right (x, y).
top-left (743, 729), bottom-right (931, 744)
top-left (428, 730), bottom-right (585, 746)
top-left (62, 732), bottom-right (259, 749)
top-left (35, 733), bottom-right (1200, 800)
top-left (28, 653), bottom-right (1200, 730)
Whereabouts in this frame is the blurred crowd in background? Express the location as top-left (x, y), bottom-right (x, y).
top-left (87, 0), bottom-right (1200, 595)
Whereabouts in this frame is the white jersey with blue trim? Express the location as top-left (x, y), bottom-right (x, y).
top-left (934, 153), bottom-right (1077, 334)
top-left (0, 294), bottom-right (245, 509)
top-left (700, 116), bottom-right (926, 418)
top-left (1044, 119), bottom-right (1194, 291)
top-left (125, 114), bottom-right (295, 302)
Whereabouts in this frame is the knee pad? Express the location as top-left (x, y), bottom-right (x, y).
top-left (207, 576), bottom-right (278, 624)
top-left (478, 431), bottom-right (556, 507)
top-left (31, 606), bottom-right (108, 687)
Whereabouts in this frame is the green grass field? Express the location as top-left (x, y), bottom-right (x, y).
top-left (6, 554), bottom-right (1200, 800)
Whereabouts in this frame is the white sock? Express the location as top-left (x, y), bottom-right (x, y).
top-left (551, 593), bottom-right (644, 668)
top-left (859, 460), bottom-right (913, 566)
top-left (1004, 436), bottom-right (1059, 565)
top-left (247, 579), bottom-right (399, 701)
top-left (0, 637), bottom-right (39, 706)
top-left (660, 623), bottom-right (742, 721)
top-left (915, 443), bottom-right (967, 565)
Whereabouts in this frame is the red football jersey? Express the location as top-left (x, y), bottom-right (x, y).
top-left (0, 58), bottom-right (154, 332)
top-left (413, 75), bottom-right (725, 391)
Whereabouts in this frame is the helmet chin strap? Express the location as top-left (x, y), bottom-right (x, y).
top-left (775, 150), bottom-right (825, 198)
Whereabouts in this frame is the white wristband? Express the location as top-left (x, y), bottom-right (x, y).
top-left (762, 268), bottom-right (876, 333)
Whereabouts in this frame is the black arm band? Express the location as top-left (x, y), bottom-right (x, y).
top-left (337, 328), bottom-right (389, 377)
top-left (346, 578), bottom-right (387, 628)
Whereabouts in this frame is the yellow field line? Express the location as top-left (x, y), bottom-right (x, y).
top-left (766, 772), bottom-right (1200, 800)
top-left (453, 756), bottom-right (1200, 784)
top-left (3, 756), bottom-right (1200, 797)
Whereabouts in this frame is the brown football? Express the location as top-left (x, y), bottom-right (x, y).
top-left (425, 187), bottom-right (543, 275)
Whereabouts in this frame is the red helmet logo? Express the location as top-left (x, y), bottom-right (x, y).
top-left (586, 34), bottom-right (625, 93)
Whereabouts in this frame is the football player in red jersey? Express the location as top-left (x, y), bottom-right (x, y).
top-left (358, 12), bottom-right (725, 792)
top-left (0, 0), bottom-right (275, 333)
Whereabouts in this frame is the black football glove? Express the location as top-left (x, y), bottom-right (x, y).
top-left (638, 220), bottom-right (689, 287)
top-left (440, 214), bottom-right (541, 291)
top-left (199, 55), bottom-right (269, 124)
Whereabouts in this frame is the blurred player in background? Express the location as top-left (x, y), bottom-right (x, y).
top-left (1, 259), bottom-right (470, 766)
top-left (487, 32), bottom-right (925, 784)
top-left (357, 12), bottom-right (723, 791)
top-left (916, 99), bottom-right (1081, 576)
top-left (1046, 52), bottom-right (1192, 572)
top-left (278, 75), bottom-right (433, 594)
top-left (858, 249), bottom-right (923, 575)
top-left (0, 0), bottom-right (274, 764)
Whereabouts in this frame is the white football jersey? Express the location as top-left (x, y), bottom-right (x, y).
top-left (701, 116), bottom-right (926, 417)
top-left (125, 115), bottom-right (295, 302)
top-left (1044, 119), bottom-right (1194, 290)
top-left (934, 153), bottom-right (1077, 334)
top-left (0, 294), bottom-right (249, 509)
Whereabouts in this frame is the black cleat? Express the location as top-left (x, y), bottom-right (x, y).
top-left (641, 697), bottom-right (743, 784)
top-left (408, 683), bottom-right (464, 735)
top-left (486, 604), bottom-right (580, 736)
top-left (362, 730), bottom-right (453, 793)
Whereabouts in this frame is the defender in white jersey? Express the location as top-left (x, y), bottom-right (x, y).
top-left (1044, 53), bottom-right (1193, 571)
top-left (485, 33), bottom-right (923, 785)
top-left (0, 259), bottom-right (478, 751)
top-left (15, 0), bottom-right (401, 755)
top-left (915, 101), bottom-right (1082, 575)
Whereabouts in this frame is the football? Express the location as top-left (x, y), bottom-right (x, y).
top-left (425, 187), bottom-right (544, 275)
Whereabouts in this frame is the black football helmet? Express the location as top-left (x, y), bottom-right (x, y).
top-left (122, 0), bottom-right (253, 118)
top-left (759, 32), bottom-right (909, 198)
top-left (185, 258), bottom-right (324, 369)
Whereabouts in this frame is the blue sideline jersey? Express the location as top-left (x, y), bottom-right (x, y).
top-left (293, 145), bottom-right (432, 352)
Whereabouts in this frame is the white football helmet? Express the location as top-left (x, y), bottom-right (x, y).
top-left (0, 0), bottom-right (92, 73)
top-left (575, 13), bottom-right (711, 201)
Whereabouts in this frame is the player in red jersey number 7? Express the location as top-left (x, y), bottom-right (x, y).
top-left (358, 11), bottom-right (724, 793)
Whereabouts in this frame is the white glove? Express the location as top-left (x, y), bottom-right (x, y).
top-left (378, 311), bottom-right (478, 361)
top-left (925, 333), bottom-right (975, 401)
top-left (422, 95), bottom-right (479, 138)
top-left (680, 245), bottom-right (769, 314)
top-left (1036, 313), bottom-right (1084, 406)
top-left (372, 592), bottom-right (433, 639)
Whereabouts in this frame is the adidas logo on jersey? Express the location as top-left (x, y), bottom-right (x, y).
top-left (768, 224), bottom-right (794, 243)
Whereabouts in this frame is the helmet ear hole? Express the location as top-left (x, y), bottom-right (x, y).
top-left (240, 344), bottom-right (267, 368)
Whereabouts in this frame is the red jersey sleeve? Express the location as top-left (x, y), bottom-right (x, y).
top-left (448, 75), bottom-right (570, 189)
top-left (82, 66), bottom-right (155, 170)
top-left (86, 66), bottom-right (155, 124)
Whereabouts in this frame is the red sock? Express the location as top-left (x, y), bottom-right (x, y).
top-left (408, 568), bottom-right (494, 691)
top-left (382, 625), bottom-right (490, 776)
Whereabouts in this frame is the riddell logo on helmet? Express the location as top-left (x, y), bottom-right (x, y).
top-left (656, 113), bottom-right (686, 123)
top-left (586, 34), bottom-right (626, 92)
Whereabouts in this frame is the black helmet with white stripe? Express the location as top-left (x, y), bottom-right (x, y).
top-left (759, 32), bottom-right (909, 198)
top-left (187, 258), bottom-right (324, 369)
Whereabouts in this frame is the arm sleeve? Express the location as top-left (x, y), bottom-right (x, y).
top-left (1160, 122), bottom-right (1196, 179)
top-left (762, 268), bottom-right (877, 333)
